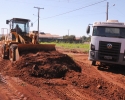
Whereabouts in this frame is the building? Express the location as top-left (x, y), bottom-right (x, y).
top-left (30, 31), bottom-right (63, 42)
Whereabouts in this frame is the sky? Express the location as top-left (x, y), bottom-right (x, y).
top-left (0, 0), bottom-right (124, 37)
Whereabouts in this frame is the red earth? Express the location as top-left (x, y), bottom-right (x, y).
top-left (0, 46), bottom-right (125, 100)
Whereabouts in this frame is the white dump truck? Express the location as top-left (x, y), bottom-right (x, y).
top-left (86, 20), bottom-right (125, 66)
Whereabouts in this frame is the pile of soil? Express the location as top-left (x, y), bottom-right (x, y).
top-left (12, 51), bottom-right (81, 78)
top-left (1, 50), bottom-right (81, 82)
top-left (1, 47), bottom-right (125, 100)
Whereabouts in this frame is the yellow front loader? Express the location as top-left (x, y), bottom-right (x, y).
top-left (1, 18), bottom-right (55, 61)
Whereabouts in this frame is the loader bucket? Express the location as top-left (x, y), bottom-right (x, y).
top-left (18, 44), bottom-right (56, 52)
top-left (12, 44), bottom-right (56, 61)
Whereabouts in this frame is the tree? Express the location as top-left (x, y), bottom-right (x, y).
top-left (69, 35), bottom-right (75, 40)
top-left (63, 35), bottom-right (76, 40)
top-left (81, 36), bottom-right (87, 42)
top-left (86, 35), bottom-right (91, 42)
top-left (63, 35), bottom-right (69, 40)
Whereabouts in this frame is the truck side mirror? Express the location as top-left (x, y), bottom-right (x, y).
top-left (6, 20), bottom-right (9, 24)
top-left (86, 25), bottom-right (90, 34)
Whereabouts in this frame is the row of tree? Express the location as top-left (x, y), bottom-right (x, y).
top-left (0, 34), bottom-right (91, 43)
top-left (63, 35), bottom-right (91, 42)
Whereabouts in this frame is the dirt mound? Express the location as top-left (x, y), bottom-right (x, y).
top-left (1, 46), bottom-right (125, 99)
top-left (11, 51), bottom-right (81, 79)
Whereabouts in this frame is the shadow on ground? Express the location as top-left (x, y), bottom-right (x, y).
top-left (97, 65), bottom-right (125, 76)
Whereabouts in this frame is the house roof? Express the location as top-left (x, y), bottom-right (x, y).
top-left (30, 31), bottom-right (63, 39)
top-left (39, 33), bottom-right (62, 38)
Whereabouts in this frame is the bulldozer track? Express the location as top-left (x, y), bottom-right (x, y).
top-left (0, 74), bottom-right (28, 100)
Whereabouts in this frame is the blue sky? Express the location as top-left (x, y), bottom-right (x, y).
top-left (0, 0), bottom-right (124, 37)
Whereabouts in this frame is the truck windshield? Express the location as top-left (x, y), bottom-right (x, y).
top-left (93, 26), bottom-right (125, 38)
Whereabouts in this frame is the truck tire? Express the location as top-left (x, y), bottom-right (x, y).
top-left (9, 44), bottom-right (18, 61)
top-left (91, 61), bottom-right (96, 66)
top-left (1, 44), bottom-right (9, 59)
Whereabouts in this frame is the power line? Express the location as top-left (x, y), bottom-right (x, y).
top-left (113, 8), bottom-right (125, 17)
top-left (33, 19), bottom-right (38, 24)
top-left (34, 11), bottom-right (105, 23)
top-left (40, 0), bottom-right (107, 20)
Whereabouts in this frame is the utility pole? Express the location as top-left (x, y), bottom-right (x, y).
top-left (34, 7), bottom-right (44, 40)
top-left (106, 2), bottom-right (109, 21)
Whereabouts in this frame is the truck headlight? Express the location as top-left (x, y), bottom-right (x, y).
top-left (91, 44), bottom-right (95, 50)
top-left (90, 51), bottom-right (95, 56)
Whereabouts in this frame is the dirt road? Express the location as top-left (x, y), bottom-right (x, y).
top-left (0, 47), bottom-right (125, 100)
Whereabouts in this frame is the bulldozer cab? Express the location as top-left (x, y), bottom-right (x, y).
top-left (6, 18), bottom-right (30, 37)
top-left (6, 18), bottom-right (31, 41)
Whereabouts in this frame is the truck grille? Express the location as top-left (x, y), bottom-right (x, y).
top-left (98, 41), bottom-right (121, 62)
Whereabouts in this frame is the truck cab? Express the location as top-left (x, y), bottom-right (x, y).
top-left (87, 20), bottom-right (125, 66)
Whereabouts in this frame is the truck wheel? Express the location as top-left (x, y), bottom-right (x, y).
top-left (1, 44), bottom-right (9, 59)
top-left (1, 45), bottom-right (5, 59)
top-left (91, 61), bottom-right (96, 66)
top-left (9, 44), bottom-right (17, 61)
top-left (9, 48), bottom-right (15, 61)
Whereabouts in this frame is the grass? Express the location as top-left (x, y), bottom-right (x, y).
top-left (40, 42), bottom-right (90, 53)
top-left (56, 43), bottom-right (89, 52)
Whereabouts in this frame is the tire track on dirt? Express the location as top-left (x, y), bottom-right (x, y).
top-left (77, 54), bottom-right (125, 91)
top-left (93, 67), bottom-right (125, 90)
top-left (0, 74), bottom-right (28, 100)
top-left (52, 85), bottom-right (94, 100)
top-left (74, 56), bottom-right (125, 90)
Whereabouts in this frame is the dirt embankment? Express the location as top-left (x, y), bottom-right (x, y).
top-left (0, 47), bottom-right (125, 100)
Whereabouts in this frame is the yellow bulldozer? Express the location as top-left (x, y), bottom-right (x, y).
top-left (1, 18), bottom-right (55, 61)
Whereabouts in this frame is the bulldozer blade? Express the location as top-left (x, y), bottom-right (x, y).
top-left (17, 44), bottom-right (56, 52)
